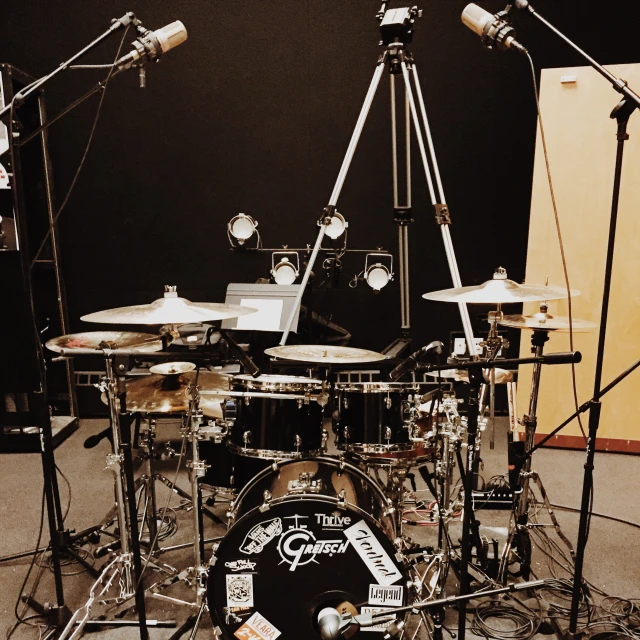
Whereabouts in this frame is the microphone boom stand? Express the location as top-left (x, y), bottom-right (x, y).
top-left (512, 3), bottom-right (640, 634)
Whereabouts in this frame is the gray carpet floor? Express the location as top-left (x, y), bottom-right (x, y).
top-left (1, 417), bottom-right (639, 639)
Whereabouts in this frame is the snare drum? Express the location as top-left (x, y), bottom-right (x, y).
top-left (208, 457), bottom-right (407, 639)
top-left (334, 382), bottom-right (434, 461)
top-left (226, 375), bottom-right (327, 459)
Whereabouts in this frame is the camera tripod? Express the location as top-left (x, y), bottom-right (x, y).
top-left (280, 6), bottom-right (477, 360)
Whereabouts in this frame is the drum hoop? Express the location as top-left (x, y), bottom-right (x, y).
top-left (230, 455), bottom-right (392, 531)
top-left (335, 382), bottom-right (421, 393)
top-left (232, 374), bottom-right (324, 392)
top-left (227, 443), bottom-right (325, 460)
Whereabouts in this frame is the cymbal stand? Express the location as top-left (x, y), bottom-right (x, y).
top-left (479, 296), bottom-right (509, 451)
top-left (59, 353), bottom-right (150, 639)
top-left (498, 317), bottom-right (574, 581)
top-left (147, 382), bottom-right (214, 640)
top-left (280, 6), bottom-right (477, 357)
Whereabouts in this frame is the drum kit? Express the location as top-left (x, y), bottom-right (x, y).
top-left (47, 272), bottom-right (592, 640)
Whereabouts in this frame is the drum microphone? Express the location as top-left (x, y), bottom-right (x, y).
top-left (388, 341), bottom-right (443, 382)
top-left (317, 607), bottom-right (342, 640)
top-left (115, 20), bottom-right (188, 69)
top-left (461, 4), bottom-right (528, 53)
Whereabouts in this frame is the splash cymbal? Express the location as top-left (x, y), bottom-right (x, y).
top-left (149, 362), bottom-right (197, 375)
top-left (498, 311), bottom-right (595, 332)
top-left (265, 344), bottom-right (386, 364)
top-left (45, 331), bottom-right (163, 354)
top-left (81, 287), bottom-right (257, 325)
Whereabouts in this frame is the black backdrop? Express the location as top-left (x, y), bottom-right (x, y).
top-left (2, 1), bottom-right (640, 354)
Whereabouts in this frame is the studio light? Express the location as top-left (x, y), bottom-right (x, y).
top-left (324, 211), bottom-right (348, 240)
top-left (228, 213), bottom-right (258, 246)
top-left (271, 251), bottom-right (300, 285)
top-left (364, 253), bottom-right (393, 292)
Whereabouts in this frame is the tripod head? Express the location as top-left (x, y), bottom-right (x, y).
top-left (378, 6), bottom-right (422, 45)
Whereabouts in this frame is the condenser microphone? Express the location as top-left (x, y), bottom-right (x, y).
top-left (116, 21), bottom-right (188, 68)
top-left (388, 341), bottom-right (443, 382)
top-left (317, 607), bottom-right (341, 640)
top-left (461, 4), bottom-right (528, 53)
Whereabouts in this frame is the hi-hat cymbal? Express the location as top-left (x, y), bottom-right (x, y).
top-left (425, 368), bottom-right (514, 384)
top-left (45, 331), bottom-right (163, 354)
top-left (81, 287), bottom-right (257, 325)
top-left (265, 344), bottom-right (386, 364)
top-left (126, 370), bottom-right (231, 416)
top-left (422, 268), bottom-right (579, 304)
top-left (498, 311), bottom-right (596, 332)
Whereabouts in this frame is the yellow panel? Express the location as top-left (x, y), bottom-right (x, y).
top-left (517, 63), bottom-right (640, 447)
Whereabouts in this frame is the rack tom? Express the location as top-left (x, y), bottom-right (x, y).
top-left (334, 381), bottom-right (434, 462)
top-left (226, 374), bottom-right (327, 459)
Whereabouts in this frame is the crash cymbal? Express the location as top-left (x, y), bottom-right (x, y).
top-left (425, 367), bottom-right (514, 384)
top-left (265, 344), bottom-right (386, 364)
top-left (422, 268), bottom-right (579, 304)
top-left (126, 370), bottom-right (231, 415)
top-left (81, 287), bottom-right (257, 325)
top-left (45, 331), bottom-right (163, 354)
top-left (149, 361), bottom-right (197, 375)
top-left (498, 311), bottom-right (596, 332)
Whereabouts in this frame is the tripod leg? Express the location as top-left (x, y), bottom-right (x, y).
top-left (280, 55), bottom-right (388, 345)
top-left (403, 61), bottom-right (477, 356)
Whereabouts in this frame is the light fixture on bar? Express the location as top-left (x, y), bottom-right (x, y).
top-left (228, 213), bottom-right (259, 247)
top-left (364, 253), bottom-right (393, 292)
top-left (323, 211), bottom-right (348, 240)
top-left (271, 251), bottom-right (300, 285)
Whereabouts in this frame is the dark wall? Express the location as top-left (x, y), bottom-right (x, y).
top-left (2, 1), bottom-right (640, 353)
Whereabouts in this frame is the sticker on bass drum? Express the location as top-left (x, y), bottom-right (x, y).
top-left (360, 606), bottom-right (394, 632)
top-left (344, 520), bottom-right (403, 585)
top-left (239, 518), bottom-right (283, 555)
top-left (234, 611), bottom-right (282, 640)
top-left (369, 584), bottom-right (403, 606)
top-left (226, 574), bottom-right (254, 609)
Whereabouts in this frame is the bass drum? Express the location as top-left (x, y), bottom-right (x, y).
top-left (208, 457), bottom-right (408, 639)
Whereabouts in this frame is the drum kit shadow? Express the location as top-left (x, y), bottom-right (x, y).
top-left (42, 269), bottom-right (592, 640)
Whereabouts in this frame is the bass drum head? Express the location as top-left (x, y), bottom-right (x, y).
top-left (229, 457), bottom-right (395, 539)
top-left (208, 495), bottom-right (408, 639)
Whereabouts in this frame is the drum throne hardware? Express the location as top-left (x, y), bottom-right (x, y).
top-left (279, 5), bottom-right (478, 360)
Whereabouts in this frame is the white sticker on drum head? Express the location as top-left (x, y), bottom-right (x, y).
top-left (234, 611), bottom-right (281, 640)
top-left (360, 606), bottom-right (395, 632)
top-left (344, 520), bottom-right (403, 586)
top-left (226, 574), bottom-right (254, 609)
top-left (369, 584), bottom-right (403, 606)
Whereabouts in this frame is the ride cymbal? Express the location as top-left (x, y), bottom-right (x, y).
top-left (422, 268), bottom-right (579, 304)
top-left (265, 344), bottom-right (386, 364)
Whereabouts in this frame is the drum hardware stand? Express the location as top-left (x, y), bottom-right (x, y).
top-left (280, 5), bottom-right (478, 358)
top-left (505, 5), bottom-right (640, 635)
top-left (146, 384), bottom-right (216, 640)
top-left (498, 317), bottom-right (574, 582)
top-left (419, 352), bottom-right (580, 640)
top-left (337, 577), bottom-right (552, 639)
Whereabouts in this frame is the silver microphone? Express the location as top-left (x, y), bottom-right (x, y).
top-left (116, 20), bottom-right (188, 68)
top-left (317, 607), bottom-right (341, 640)
top-left (461, 4), bottom-right (527, 53)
